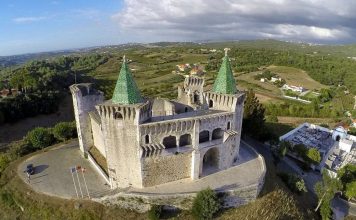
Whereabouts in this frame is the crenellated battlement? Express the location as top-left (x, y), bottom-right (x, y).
top-left (205, 91), bottom-right (245, 112)
top-left (184, 76), bottom-right (204, 88)
top-left (97, 100), bottom-right (151, 123)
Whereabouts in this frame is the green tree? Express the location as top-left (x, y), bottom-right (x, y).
top-left (296, 179), bottom-right (307, 193)
top-left (26, 127), bottom-right (54, 150)
top-left (314, 170), bottom-right (342, 220)
top-left (52, 122), bottom-right (77, 141)
top-left (338, 164), bottom-right (356, 187)
top-left (275, 141), bottom-right (289, 161)
top-left (345, 181), bottom-right (356, 201)
top-left (306, 148), bottom-right (321, 165)
top-left (192, 188), bottom-right (220, 220)
top-left (243, 89), bottom-right (266, 139)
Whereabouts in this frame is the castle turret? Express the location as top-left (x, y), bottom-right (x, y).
top-left (112, 55), bottom-right (143, 105)
top-left (70, 83), bottom-right (104, 155)
top-left (212, 48), bottom-right (237, 95)
top-left (98, 56), bottom-right (150, 188)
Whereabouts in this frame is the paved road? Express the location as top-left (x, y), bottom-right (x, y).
top-left (18, 140), bottom-right (110, 199)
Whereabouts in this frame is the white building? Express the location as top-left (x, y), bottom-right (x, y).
top-left (339, 138), bottom-right (354, 153)
top-left (282, 84), bottom-right (306, 93)
top-left (271, 77), bottom-right (282, 82)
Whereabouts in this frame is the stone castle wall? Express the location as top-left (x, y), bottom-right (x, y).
top-left (142, 152), bottom-right (192, 187)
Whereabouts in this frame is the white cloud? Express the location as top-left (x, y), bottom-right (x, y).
top-left (13, 16), bottom-right (47, 24)
top-left (112, 0), bottom-right (356, 43)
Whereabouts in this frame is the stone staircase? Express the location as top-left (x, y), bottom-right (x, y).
top-left (223, 130), bottom-right (238, 142)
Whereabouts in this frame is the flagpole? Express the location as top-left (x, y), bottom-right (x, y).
top-left (76, 167), bottom-right (84, 198)
top-left (81, 168), bottom-right (90, 199)
top-left (70, 168), bottom-right (79, 198)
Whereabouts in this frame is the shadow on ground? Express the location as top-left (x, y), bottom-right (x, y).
top-left (34, 164), bottom-right (49, 174)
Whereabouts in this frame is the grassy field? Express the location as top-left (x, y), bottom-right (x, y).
top-left (267, 66), bottom-right (328, 90)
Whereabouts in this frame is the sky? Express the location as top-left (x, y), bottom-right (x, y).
top-left (2, 0), bottom-right (356, 56)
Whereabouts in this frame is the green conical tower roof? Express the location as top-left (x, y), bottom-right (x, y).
top-left (112, 56), bottom-right (143, 104)
top-left (212, 49), bottom-right (237, 94)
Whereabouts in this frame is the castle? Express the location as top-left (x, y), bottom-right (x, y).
top-left (70, 49), bottom-right (245, 189)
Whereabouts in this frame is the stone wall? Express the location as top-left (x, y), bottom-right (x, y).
top-left (90, 114), bottom-right (106, 158)
top-left (93, 182), bottom-right (263, 213)
top-left (142, 152), bottom-right (192, 187)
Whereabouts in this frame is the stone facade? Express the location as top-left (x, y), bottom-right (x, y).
top-left (70, 53), bottom-right (246, 189)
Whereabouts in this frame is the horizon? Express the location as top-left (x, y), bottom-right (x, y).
top-left (3, 38), bottom-right (356, 57)
top-left (2, 0), bottom-right (356, 56)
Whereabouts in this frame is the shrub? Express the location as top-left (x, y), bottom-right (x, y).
top-left (278, 172), bottom-right (307, 194)
top-left (192, 188), bottom-right (220, 220)
top-left (266, 114), bottom-right (278, 123)
top-left (0, 154), bottom-right (10, 174)
top-left (25, 127), bottom-right (54, 150)
top-left (293, 144), bottom-right (308, 157)
top-left (148, 205), bottom-right (162, 220)
top-left (345, 181), bottom-right (356, 200)
top-left (306, 148), bottom-right (321, 165)
top-left (52, 121), bottom-right (77, 141)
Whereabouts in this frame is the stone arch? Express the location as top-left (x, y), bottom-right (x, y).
top-left (202, 147), bottom-right (219, 176)
top-left (179, 134), bottom-right (192, 146)
top-left (212, 128), bottom-right (224, 140)
top-left (162, 136), bottom-right (177, 149)
top-left (209, 99), bottom-right (214, 108)
top-left (145, 134), bottom-right (150, 144)
top-left (199, 130), bottom-right (210, 143)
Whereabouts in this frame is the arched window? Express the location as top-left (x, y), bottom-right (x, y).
top-left (145, 135), bottom-right (150, 144)
top-left (209, 100), bottom-right (213, 108)
top-left (194, 91), bottom-right (200, 104)
top-left (163, 136), bottom-right (177, 149)
top-left (179, 134), bottom-right (192, 146)
top-left (185, 107), bottom-right (188, 112)
top-left (199, 130), bottom-right (210, 143)
top-left (212, 128), bottom-right (223, 140)
top-left (114, 112), bottom-right (123, 119)
top-left (227, 122), bottom-right (231, 130)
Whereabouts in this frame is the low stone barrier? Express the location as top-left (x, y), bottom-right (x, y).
top-left (87, 152), bottom-right (110, 185)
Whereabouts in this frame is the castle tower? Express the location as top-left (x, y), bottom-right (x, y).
top-left (202, 48), bottom-right (245, 169)
top-left (70, 84), bottom-right (104, 155)
top-left (97, 56), bottom-right (150, 188)
top-left (177, 75), bottom-right (206, 108)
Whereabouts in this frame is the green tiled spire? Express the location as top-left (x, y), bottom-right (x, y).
top-left (112, 56), bottom-right (143, 104)
top-left (212, 48), bottom-right (237, 94)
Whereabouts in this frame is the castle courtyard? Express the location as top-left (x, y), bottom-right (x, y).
top-left (17, 139), bottom-right (265, 200)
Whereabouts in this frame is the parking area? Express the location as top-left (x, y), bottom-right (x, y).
top-left (18, 140), bottom-right (110, 199)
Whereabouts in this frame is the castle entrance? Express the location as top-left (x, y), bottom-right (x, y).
top-left (201, 147), bottom-right (219, 176)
